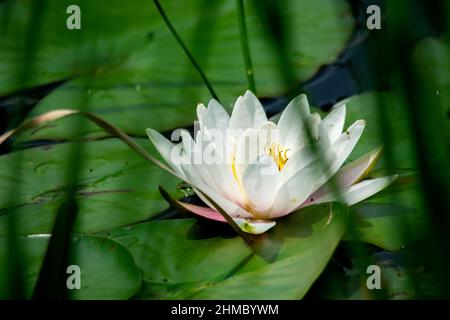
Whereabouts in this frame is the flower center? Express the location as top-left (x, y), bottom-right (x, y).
top-left (265, 143), bottom-right (290, 171)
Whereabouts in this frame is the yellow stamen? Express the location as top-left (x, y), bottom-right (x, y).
top-left (265, 143), bottom-right (290, 171)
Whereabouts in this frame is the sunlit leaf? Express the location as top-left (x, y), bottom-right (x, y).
top-left (0, 138), bottom-right (181, 236)
top-left (107, 203), bottom-right (348, 299)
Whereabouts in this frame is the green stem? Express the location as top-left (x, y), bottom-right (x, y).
top-left (236, 0), bottom-right (256, 93)
top-left (152, 0), bottom-right (220, 102)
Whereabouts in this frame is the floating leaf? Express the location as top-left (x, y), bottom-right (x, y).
top-left (0, 235), bottom-right (141, 299)
top-left (107, 203), bottom-right (348, 299)
top-left (344, 182), bottom-right (426, 250)
top-left (343, 92), bottom-right (418, 168)
top-left (0, 138), bottom-right (181, 236)
top-left (5, 0), bottom-right (354, 141)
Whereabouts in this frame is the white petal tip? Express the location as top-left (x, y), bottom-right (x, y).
top-left (233, 218), bottom-right (276, 234)
top-left (197, 103), bottom-right (206, 111)
top-left (333, 103), bottom-right (346, 113)
top-left (244, 90), bottom-right (256, 97)
top-left (146, 128), bottom-right (157, 139)
top-left (294, 93), bottom-right (308, 104)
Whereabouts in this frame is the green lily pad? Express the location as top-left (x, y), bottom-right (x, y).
top-left (344, 182), bottom-right (427, 251)
top-left (7, 0), bottom-right (354, 141)
top-left (0, 138), bottom-right (181, 236)
top-left (343, 91), bottom-right (418, 168)
top-left (0, 235), bottom-right (141, 299)
top-left (107, 202), bottom-right (348, 299)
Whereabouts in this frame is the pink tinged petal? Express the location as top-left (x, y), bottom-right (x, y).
top-left (242, 154), bottom-right (280, 215)
top-left (335, 146), bottom-right (383, 185)
top-left (176, 201), bottom-right (227, 222)
top-left (308, 146), bottom-right (384, 203)
top-left (233, 218), bottom-right (276, 235)
top-left (171, 195), bottom-right (276, 234)
top-left (309, 175), bottom-right (398, 206)
top-left (159, 187), bottom-right (227, 223)
top-left (146, 128), bottom-right (185, 179)
top-left (229, 90), bottom-right (267, 130)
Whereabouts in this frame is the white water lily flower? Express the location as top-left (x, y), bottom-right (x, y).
top-left (147, 91), bottom-right (396, 234)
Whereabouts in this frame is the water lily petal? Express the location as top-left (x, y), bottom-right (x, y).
top-left (234, 121), bottom-right (279, 181)
top-left (271, 160), bottom-right (325, 217)
top-left (308, 146), bottom-right (383, 201)
top-left (176, 201), bottom-right (227, 222)
top-left (319, 104), bottom-right (346, 146)
top-left (197, 99), bottom-right (230, 131)
top-left (146, 128), bottom-right (185, 178)
top-left (268, 182), bottom-right (291, 218)
top-left (280, 144), bottom-right (318, 183)
top-left (278, 94), bottom-right (321, 150)
top-left (341, 175), bottom-right (397, 205)
top-left (234, 128), bottom-right (259, 182)
top-left (336, 146), bottom-right (383, 185)
top-left (180, 130), bottom-right (244, 205)
top-left (233, 218), bottom-right (276, 234)
top-left (229, 90), bottom-right (267, 130)
top-left (182, 190), bottom-right (275, 234)
top-left (306, 175), bottom-right (397, 206)
top-left (325, 119), bottom-right (366, 179)
top-left (181, 165), bottom-right (255, 219)
top-left (242, 154), bottom-right (280, 215)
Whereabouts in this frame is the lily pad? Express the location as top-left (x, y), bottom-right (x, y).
top-left (107, 202), bottom-right (348, 299)
top-left (7, 0), bottom-right (354, 141)
top-left (344, 182), bottom-right (427, 251)
top-left (0, 138), bottom-right (181, 236)
top-left (343, 91), bottom-right (418, 168)
top-left (0, 235), bottom-right (141, 299)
